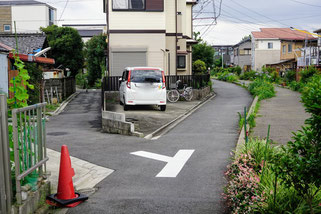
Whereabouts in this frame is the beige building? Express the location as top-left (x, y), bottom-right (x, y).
top-left (0, 0), bottom-right (56, 33)
top-left (104, 0), bottom-right (197, 77)
top-left (251, 28), bottom-right (315, 71)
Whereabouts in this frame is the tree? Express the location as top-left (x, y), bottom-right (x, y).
top-left (192, 42), bottom-right (214, 69)
top-left (192, 32), bottom-right (214, 69)
top-left (192, 60), bottom-right (207, 74)
top-left (41, 25), bottom-right (84, 76)
top-left (85, 34), bottom-right (107, 87)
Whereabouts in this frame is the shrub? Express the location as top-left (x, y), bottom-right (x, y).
top-left (239, 70), bottom-right (257, 80)
top-left (284, 70), bottom-right (296, 83)
top-left (300, 66), bottom-right (319, 83)
top-left (248, 78), bottom-right (275, 100)
top-left (289, 81), bottom-right (304, 92)
top-left (193, 59), bottom-right (207, 74)
top-left (224, 153), bottom-right (266, 213)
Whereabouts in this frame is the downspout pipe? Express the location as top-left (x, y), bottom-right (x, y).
top-left (106, 0), bottom-right (110, 77)
top-left (175, 0), bottom-right (178, 79)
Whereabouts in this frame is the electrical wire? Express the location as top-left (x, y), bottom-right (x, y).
top-left (58, 0), bottom-right (70, 22)
top-left (288, 0), bottom-right (321, 8)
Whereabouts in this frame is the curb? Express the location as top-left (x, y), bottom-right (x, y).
top-left (144, 92), bottom-right (216, 140)
top-left (235, 95), bottom-right (259, 154)
top-left (51, 92), bottom-right (80, 116)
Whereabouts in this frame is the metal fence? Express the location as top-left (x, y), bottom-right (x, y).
top-left (12, 102), bottom-right (48, 205)
top-left (0, 95), bottom-right (12, 214)
top-left (102, 74), bottom-right (211, 92)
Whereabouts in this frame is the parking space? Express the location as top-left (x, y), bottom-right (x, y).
top-left (105, 101), bottom-right (203, 136)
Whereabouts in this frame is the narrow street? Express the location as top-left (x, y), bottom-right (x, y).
top-left (46, 80), bottom-right (252, 214)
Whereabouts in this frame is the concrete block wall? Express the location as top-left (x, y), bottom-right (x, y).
top-left (101, 111), bottom-right (143, 137)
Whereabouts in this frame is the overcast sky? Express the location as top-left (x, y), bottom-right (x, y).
top-left (42, 0), bottom-right (321, 45)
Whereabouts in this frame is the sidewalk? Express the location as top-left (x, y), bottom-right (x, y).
top-left (252, 86), bottom-right (309, 144)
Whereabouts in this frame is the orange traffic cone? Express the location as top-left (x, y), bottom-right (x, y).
top-left (47, 145), bottom-right (88, 207)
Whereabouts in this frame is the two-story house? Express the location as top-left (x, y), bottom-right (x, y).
top-left (251, 28), bottom-right (314, 71)
top-left (0, 0), bottom-right (56, 33)
top-left (104, 0), bottom-right (197, 77)
top-left (231, 38), bottom-right (251, 71)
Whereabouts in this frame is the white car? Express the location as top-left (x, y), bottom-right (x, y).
top-left (119, 67), bottom-right (167, 111)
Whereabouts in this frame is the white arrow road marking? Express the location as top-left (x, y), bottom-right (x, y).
top-left (131, 150), bottom-right (194, 178)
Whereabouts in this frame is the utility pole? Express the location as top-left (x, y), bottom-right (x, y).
top-left (221, 50), bottom-right (224, 68)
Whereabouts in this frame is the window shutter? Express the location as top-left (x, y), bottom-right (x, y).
top-left (146, 0), bottom-right (164, 11)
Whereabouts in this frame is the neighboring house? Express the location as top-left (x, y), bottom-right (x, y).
top-left (0, 35), bottom-right (54, 95)
top-left (251, 28), bottom-right (314, 71)
top-left (231, 38), bottom-right (251, 71)
top-left (0, 0), bottom-right (56, 33)
top-left (104, 0), bottom-right (198, 77)
top-left (0, 33), bottom-right (48, 54)
top-left (212, 45), bottom-right (233, 66)
top-left (62, 24), bottom-right (106, 43)
top-left (297, 28), bottom-right (321, 67)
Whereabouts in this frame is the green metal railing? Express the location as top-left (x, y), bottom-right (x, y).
top-left (12, 102), bottom-right (48, 204)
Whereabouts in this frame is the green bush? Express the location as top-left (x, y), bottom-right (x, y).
top-left (248, 78), bottom-right (275, 100)
top-left (192, 59), bottom-right (207, 74)
top-left (239, 70), bottom-right (257, 80)
top-left (300, 66), bottom-right (319, 83)
top-left (284, 70), bottom-right (296, 83)
top-left (289, 81), bottom-right (304, 92)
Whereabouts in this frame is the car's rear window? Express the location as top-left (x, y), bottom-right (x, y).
top-left (130, 70), bottom-right (162, 83)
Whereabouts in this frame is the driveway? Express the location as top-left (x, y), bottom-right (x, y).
top-left (46, 80), bottom-right (252, 214)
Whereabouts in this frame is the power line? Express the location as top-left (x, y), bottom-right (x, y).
top-left (58, 0), bottom-right (69, 22)
top-left (288, 0), bottom-right (321, 8)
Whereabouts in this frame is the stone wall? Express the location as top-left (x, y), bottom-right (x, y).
top-left (44, 77), bottom-right (76, 102)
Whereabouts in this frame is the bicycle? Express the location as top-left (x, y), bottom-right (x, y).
top-left (167, 80), bottom-right (193, 102)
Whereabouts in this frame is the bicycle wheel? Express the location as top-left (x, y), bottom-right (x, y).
top-left (167, 90), bottom-right (180, 103)
top-left (184, 88), bottom-right (193, 101)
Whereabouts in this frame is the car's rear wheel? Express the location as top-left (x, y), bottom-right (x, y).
top-left (160, 105), bottom-right (166, 111)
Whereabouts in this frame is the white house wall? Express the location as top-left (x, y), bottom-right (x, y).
top-left (109, 33), bottom-right (165, 75)
top-left (252, 39), bottom-right (281, 71)
top-left (11, 5), bottom-right (55, 33)
top-left (185, 4), bottom-right (192, 38)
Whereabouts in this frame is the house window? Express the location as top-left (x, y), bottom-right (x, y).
top-left (177, 55), bottom-right (186, 69)
top-left (49, 8), bottom-right (54, 26)
top-left (4, 24), bottom-right (10, 32)
top-left (282, 45), bottom-right (286, 54)
top-left (288, 44), bottom-right (292, 53)
top-left (113, 0), bottom-right (145, 10)
top-left (268, 42), bottom-right (273, 49)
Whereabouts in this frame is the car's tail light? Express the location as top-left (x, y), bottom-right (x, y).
top-left (127, 70), bottom-right (131, 89)
top-left (162, 71), bottom-right (166, 89)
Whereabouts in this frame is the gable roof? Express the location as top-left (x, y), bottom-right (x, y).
top-left (0, 0), bottom-right (44, 5)
top-left (0, 42), bottom-right (13, 52)
top-left (0, 33), bottom-right (47, 54)
top-left (233, 37), bottom-right (251, 47)
top-left (314, 28), bottom-right (321, 34)
top-left (252, 28), bottom-right (315, 40)
top-left (0, 0), bottom-right (55, 9)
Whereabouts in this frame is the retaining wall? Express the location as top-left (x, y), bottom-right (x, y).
top-left (101, 111), bottom-right (143, 137)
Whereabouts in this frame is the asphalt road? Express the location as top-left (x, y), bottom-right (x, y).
top-left (46, 80), bottom-right (252, 214)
